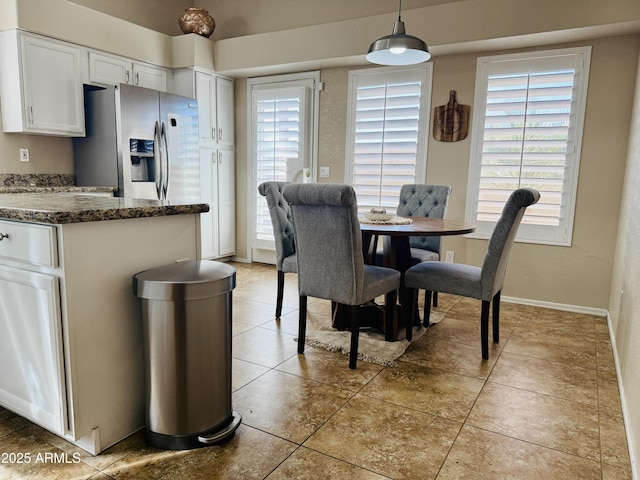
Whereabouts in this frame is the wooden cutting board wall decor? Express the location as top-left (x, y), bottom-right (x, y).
top-left (433, 90), bottom-right (470, 142)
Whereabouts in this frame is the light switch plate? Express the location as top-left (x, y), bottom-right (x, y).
top-left (320, 166), bottom-right (330, 178)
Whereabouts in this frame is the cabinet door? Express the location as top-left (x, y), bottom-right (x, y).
top-left (20, 34), bottom-right (85, 135)
top-left (89, 51), bottom-right (131, 86)
top-left (195, 71), bottom-right (216, 146)
top-left (199, 148), bottom-right (219, 259)
top-left (133, 63), bottom-right (169, 92)
top-left (216, 77), bottom-right (235, 147)
top-left (217, 147), bottom-right (236, 257)
top-left (0, 265), bottom-right (66, 435)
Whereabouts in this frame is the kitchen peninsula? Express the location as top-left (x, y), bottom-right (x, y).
top-left (0, 193), bottom-right (208, 455)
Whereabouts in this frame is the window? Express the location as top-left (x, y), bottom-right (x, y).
top-left (248, 72), bottom-right (319, 262)
top-left (345, 65), bottom-right (432, 212)
top-left (466, 47), bottom-right (591, 245)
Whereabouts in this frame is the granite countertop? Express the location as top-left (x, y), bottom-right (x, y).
top-left (0, 185), bottom-right (116, 194)
top-left (0, 193), bottom-right (209, 224)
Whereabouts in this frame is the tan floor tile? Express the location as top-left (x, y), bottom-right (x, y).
top-left (304, 394), bottom-right (461, 480)
top-left (467, 382), bottom-right (600, 461)
top-left (102, 424), bottom-right (297, 480)
top-left (598, 369), bottom-right (623, 411)
top-left (0, 406), bottom-right (30, 438)
top-left (401, 335), bottom-right (497, 379)
top-left (597, 340), bottom-right (617, 373)
top-left (276, 346), bottom-right (383, 393)
top-left (232, 327), bottom-right (298, 368)
top-left (232, 358), bottom-right (270, 392)
top-left (233, 299), bottom-right (278, 326)
top-left (233, 369), bottom-right (353, 443)
top-left (266, 446), bottom-right (389, 479)
top-left (503, 326), bottom-right (596, 369)
top-left (437, 425), bottom-right (601, 480)
top-left (426, 315), bottom-right (514, 351)
top-left (362, 360), bottom-right (484, 422)
top-left (601, 462), bottom-right (633, 480)
top-left (489, 351), bottom-right (598, 405)
top-left (0, 427), bottom-right (99, 480)
top-left (600, 407), bottom-right (632, 470)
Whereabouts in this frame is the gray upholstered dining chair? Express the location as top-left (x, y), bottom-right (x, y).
top-left (371, 184), bottom-right (451, 315)
top-left (405, 188), bottom-right (540, 360)
top-left (396, 184), bottom-right (451, 308)
top-left (258, 181), bottom-right (297, 319)
top-left (282, 183), bottom-right (401, 369)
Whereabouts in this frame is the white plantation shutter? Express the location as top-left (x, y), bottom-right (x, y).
top-left (346, 66), bottom-right (432, 211)
top-left (466, 47), bottom-right (591, 245)
top-left (253, 87), bottom-right (306, 245)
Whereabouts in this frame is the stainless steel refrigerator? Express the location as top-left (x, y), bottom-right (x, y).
top-left (74, 83), bottom-right (199, 202)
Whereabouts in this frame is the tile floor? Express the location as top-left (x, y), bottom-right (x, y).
top-left (0, 261), bottom-right (633, 479)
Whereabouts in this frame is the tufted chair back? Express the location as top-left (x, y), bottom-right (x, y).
top-left (397, 184), bottom-right (452, 255)
top-left (258, 181), bottom-right (295, 271)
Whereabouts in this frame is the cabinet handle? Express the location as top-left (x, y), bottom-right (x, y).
top-left (0, 233), bottom-right (9, 241)
top-left (218, 128), bottom-right (223, 141)
top-left (218, 151), bottom-right (222, 163)
top-left (28, 106), bottom-right (33, 124)
top-left (125, 70), bottom-right (130, 83)
top-left (135, 72), bottom-right (139, 85)
top-left (211, 127), bottom-right (215, 139)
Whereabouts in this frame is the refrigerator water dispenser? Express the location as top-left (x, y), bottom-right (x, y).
top-left (130, 139), bottom-right (156, 182)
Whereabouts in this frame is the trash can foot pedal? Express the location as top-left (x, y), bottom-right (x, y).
top-left (198, 411), bottom-right (242, 445)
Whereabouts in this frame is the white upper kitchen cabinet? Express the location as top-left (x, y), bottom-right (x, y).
top-left (88, 51), bottom-right (171, 92)
top-left (173, 69), bottom-right (235, 148)
top-left (0, 30), bottom-right (85, 136)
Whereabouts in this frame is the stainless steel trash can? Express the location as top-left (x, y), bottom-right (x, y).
top-left (133, 260), bottom-right (241, 450)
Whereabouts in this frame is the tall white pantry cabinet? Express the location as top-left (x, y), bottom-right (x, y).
top-left (174, 69), bottom-right (236, 259)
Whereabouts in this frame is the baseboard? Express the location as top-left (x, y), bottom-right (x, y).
top-left (501, 295), bottom-right (608, 317)
top-left (606, 312), bottom-right (638, 480)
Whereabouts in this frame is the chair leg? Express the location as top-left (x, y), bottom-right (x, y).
top-left (480, 300), bottom-right (490, 360)
top-left (406, 288), bottom-right (417, 341)
top-left (384, 290), bottom-right (398, 342)
top-left (433, 291), bottom-right (438, 308)
top-left (349, 305), bottom-right (360, 369)
top-left (493, 290), bottom-right (501, 344)
top-left (298, 296), bottom-right (308, 355)
top-left (423, 290), bottom-right (433, 327)
top-left (276, 270), bottom-right (285, 318)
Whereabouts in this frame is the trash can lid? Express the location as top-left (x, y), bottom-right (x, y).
top-left (133, 260), bottom-right (236, 301)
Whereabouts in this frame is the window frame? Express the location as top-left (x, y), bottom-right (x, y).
top-left (344, 64), bottom-right (433, 212)
top-left (465, 46), bottom-right (592, 246)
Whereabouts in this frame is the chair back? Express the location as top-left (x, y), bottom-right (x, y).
top-left (480, 188), bottom-right (540, 299)
top-left (258, 181), bottom-right (295, 270)
top-left (283, 183), bottom-right (364, 306)
top-left (397, 184), bottom-right (451, 254)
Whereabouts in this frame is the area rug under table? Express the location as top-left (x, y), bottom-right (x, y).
top-left (304, 310), bottom-right (445, 367)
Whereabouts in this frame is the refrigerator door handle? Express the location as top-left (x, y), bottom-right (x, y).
top-left (153, 121), bottom-right (162, 200)
top-left (161, 121), bottom-right (169, 201)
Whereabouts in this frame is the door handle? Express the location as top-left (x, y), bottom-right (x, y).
top-left (161, 121), bottom-right (169, 200)
top-left (153, 121), bottom-right (162, 200)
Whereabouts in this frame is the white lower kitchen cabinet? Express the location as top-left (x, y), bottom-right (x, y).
top-left (200, 147), bottom-right (236, 259)
top-left (0, 265), bottom-right (66, 435)
top-left (0, 214), bottom-right (200, 454)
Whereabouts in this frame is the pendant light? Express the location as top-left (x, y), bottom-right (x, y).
top-left (366, 0), bottom-right (431, 66)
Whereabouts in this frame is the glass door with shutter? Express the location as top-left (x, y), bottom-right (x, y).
top-left (249, 74), bottom-right (319, 264)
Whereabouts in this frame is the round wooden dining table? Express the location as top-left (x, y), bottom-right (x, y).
top-left (333, 217), bottom-right (476, 341)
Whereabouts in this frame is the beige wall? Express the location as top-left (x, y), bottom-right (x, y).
top-left (235, 35), bottom-right (639, 311)
top-left (608, 47), bottom-right (640, 477)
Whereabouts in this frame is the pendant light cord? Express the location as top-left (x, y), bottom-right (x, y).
top-left (398, 0), bottom-right (403, 21)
